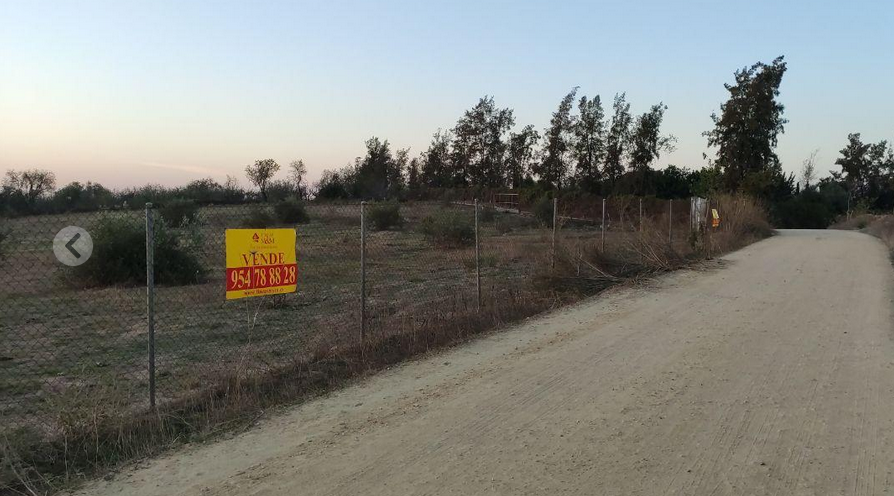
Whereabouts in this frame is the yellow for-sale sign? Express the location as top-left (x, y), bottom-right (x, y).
top-left (225, 229), bottom-right (297, 300)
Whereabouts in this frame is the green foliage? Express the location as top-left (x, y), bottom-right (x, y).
top-left (71, 216), bottom-right (204, 287)
top-left (368, 202), bottom-right (403, 231)
top-left (494, 214), bottom-right (536, 234)
top-left (419, 211), bottom-right (474, 248)
top-left (245, 159), bottom-right (280, 201)
top-left (773, 191), bottom-right (836, 228)
top-left (242, 206), bottom-right (276, 228)
top-left (532, 195), bottom-right (555, 227)
top-left (534, 88), bottom-right (577, 189)
top-left (705, 56), bottom-right (788, 191)
top-left (52, 181), bottom-right (115, 212)
top-left (273, 199), bottom-right (310, 224)
top-left (159, 199), bottom-right (199, 227)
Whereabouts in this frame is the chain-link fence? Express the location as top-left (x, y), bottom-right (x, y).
top-left (0, 197), bottom-right (730, 447)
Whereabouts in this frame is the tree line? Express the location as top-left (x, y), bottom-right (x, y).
top-left (2, 55), bottom-right (891, 228)
top-left (313, 89), bottom-right (679, 200)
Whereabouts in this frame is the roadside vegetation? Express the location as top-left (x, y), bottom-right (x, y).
top-left (0, 54), bottom-right (807, 494)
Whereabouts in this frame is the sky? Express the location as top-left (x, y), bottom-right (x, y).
top-left (1, 0), bottom-right (892, 190)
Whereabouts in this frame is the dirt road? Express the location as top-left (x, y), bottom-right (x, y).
top-left (78, 230), bottom-right (894, 495)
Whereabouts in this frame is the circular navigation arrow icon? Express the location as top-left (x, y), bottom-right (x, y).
top-left (53, 226), bottom-right (93, 266)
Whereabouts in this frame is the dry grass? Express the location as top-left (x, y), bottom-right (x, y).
top-left (829, 213), bottom-right (879, 232)
top-left (0, 196), bottom-right (772, 495)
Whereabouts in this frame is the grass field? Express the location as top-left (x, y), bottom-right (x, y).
top-left (0, 196), bottom-right (769, 493)
top-left (0, 202), bottom-right (566, 436)
top-left (0, 199), bottom-right (714, 442)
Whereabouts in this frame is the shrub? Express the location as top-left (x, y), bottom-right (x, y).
top-left (242, 207), bottom-right (276, 228)
top-left (159, 199), bottom-right (199, 227)
top-left (532, 195), bottom-right (554, 227)
top-left (368, 202), bottom-right (403, 231)
top-left (274, 199), bottom-right (310, 224)
top-left (494, 214), bottom-right (536, 234)
top-left (420, 211), bottom-right (474, 248)
top-left (479, 204), bottom-right (496, 222)
top-left (71, 216), bottom-right (204, 287)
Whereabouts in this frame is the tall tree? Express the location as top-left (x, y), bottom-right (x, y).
top-left (288, 159), bottom-right (308, 199)
top-left (800, 149), bottom-right (819, 190)
top-left (244, 159), bottom-right (280, 201)
top-left (421, 129), bottom-right (453, 188)
top-left (535, 88), bottom-right (578, 189)
top-left (572, 95), bottom-right (606, 189)
top-left (452, 96), bottom-right (515, 187)
top-left (834, 133), bottom-right (872, 199)
top-left (629, 103), bottom-right (675, 194)
top-left (406, 156), bottom-right (422, 191)
top-left (505, 125), bottom-right (540, 189)
top-left (705, 56), bottom-right (788, 192)
top-left (356, 137), bottom-right (396, 199)
top-left (603, 93), bottom-right (632, 187)
top-left (391, 147), bottom-right (410, 195)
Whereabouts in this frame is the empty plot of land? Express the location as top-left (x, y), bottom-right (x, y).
top-left (77, 229), bottom-right (894, 495)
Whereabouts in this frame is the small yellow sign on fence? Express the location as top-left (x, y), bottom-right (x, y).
top-left (225, 229), bottom-right (297, 300)
top-left (711, 208), bottom-right (721, 228)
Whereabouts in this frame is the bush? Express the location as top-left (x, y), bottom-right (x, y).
top-left (242, 207), bottom-right (276, 228)
top-left (368, 202), bottom-right (403, 231)
top-left (274, 199), bottom-right (310, 224)
top-left (532, 196), bottom-right (554, 227)
top-left (71, 216), bottom-right (204, 287)
top-left (494, 214), bottom-right (536, 234)
top-left (420, 211), bottom-right (474, 248)
top-left (159, 199), bottom-right (199, 227)
top-left (479, 204), bottom-right (496, 222)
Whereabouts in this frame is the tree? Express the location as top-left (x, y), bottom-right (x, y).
top-left (421, 130), bottom-right (453, 188)
top-left (406, 156), bottom-right (422, 191)
top-left (451, 96), bottom-right (515, 187)
top-left (628, 103), bottom-right (675, 195)
top-left (245, 159), bottom-right (280, 201)
top-left (535, 88), bottom-right (578, 189)
top-left (800, 149), bottom-right (819, 190)
top-left (3, 169), bottom-right (56, 205)
top-left (288, 160), bottom-right (308, 199)
top-left (604, 93), bottom-right (632, 187)
top-left (222, 175), bottom-right (244, 203)
top-left (505, 125), bottom-right (540, 189)
top-left (705, 56), bottom-right (788, 191)
top-left (391, 147), bottom-right (410, 195)
top-left (355, 137), bottom-right (396, 199)
top-left (834, 133), bottom-right (871, 200)
top-left (572, 95), bottom-right (606, 189)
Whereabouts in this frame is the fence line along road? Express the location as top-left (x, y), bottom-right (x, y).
top-left (0, 196), bottom-right (716, 443)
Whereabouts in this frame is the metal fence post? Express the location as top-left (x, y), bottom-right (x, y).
top-left (145, 203), bottom-right (156, 410)
top-left (360, 202), bottom-right (367, 346)
top-left (705, 198), bottom-right (712, 259)
top-left (668, 199), bottom-right (673, 245)
top-left (601, 198), bottom-right (606, 252)
top-left (551, 197), bottom-right (558, 270)
top-left (474, 199), bottom-right (481, 312)
top-left (639, 198), bottom-right (644, 263)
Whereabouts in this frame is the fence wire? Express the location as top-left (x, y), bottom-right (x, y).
top-left (0, 197), bottom-right (714, 442)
